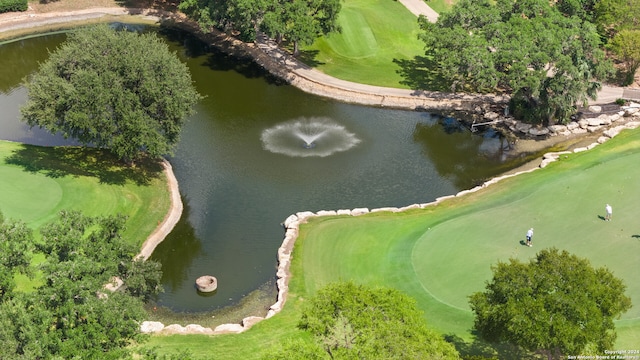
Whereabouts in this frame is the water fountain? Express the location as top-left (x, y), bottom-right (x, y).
top-left (261, 117), bottom-right (361, 157)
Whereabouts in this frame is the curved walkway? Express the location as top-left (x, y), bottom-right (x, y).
top-left (0, 5), bottom-right (635, 336)
top-left (0, 6), bottom-right (629, 111)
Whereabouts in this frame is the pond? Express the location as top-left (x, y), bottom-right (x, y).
top-left (0, 25), bottom-right (527, 314)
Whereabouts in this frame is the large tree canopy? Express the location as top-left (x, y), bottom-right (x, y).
top-left (608, 29), bottom-right (640, 86)
top-left (419, 0), bottom-right (612, 124)
top-left (264, 282), bottom-right (459, 359)
top-left (179, 0), bottom-right (341, 52)
top-left (469, 248), bottom-right (631, 360)
top-left (594, 0), bottom-right (640, 38)
top-left (21, 25), bottom-right (201, 163)
top-left (0, 210), bottom-right (163, 359)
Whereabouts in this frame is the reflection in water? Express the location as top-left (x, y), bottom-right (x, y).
top-left (0, 27), bottom-right (536, 315)
top-left (151, 198), bottom-right (203, 294)
top-left (413, 118), bottom-right (513, 189)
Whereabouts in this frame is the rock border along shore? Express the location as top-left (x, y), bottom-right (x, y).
top-left (1, 7), bottom-right (638, 335)
top-left (141, 103), bottom-right (640, 335)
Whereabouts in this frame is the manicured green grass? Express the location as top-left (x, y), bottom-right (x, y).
top-left (138, 128), bottom-right (640, 358)
top-left (426, 0), bottom-right (456, 14)
top-left (0, 140), bottom-right (170, 249)
top-left (295, 126), bottom-right (640, 348)
top-left (301, 0), bottom-right (426, 88)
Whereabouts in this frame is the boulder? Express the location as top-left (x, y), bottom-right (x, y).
top-left (514, 122), bottom-right (532, 133)
top-left (547, 124), bottom-right (567, 133)
top-left (529, 127), bottom-right (549, 136)
top-left (587, 105), bottom-right (602, 113)
top-left (140, 321), bottom-right (165, 333)
top-left (371, 207), bottom-right (399, 213)
top-left (484, 111), bottom-right (499, 120)
top-left (588, 118), bottom-right (604, 127)
top-left (242, 316), bottom-right (264, 329)
top-left (578, 119), bottom-right (589, 129)
top-left (351, 208), bottom-right (370, 216)
top-left (283, 214), bottom-right (298, 228)
top-left (214, 323), bottom-right (244, 334)
top-left (566, 121), bottom-right (580, 130)
top-left (164, 324), bottom-right (187, 334)
top-left (185, 324), bottom-right (214, 334)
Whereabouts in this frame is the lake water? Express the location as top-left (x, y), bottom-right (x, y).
top-left (0, 25), bottom-right (525, 313)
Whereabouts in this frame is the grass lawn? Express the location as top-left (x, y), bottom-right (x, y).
top-left (137, 127), bottom-right (640, 358)
top-left (0, 140), bottom-right (170, 257)
top-left (426, 0), bottom-right (456, 14)
top-left (300, 0), bottom-right (426, 88)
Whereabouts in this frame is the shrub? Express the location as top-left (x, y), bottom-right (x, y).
top-left (0, 0), bottom-right (28, 13)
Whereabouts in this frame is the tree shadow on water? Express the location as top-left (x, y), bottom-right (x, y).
top-left (445, 333), bottom-right (538, 360)
top-left (4, 144), bottom-right (164, 186)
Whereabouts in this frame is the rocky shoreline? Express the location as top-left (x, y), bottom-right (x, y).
top-left (2, 7), bottom-right (639, 335)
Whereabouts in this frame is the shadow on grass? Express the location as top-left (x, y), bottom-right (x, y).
top-left (445, 333), bottom-right (538, 360)
top-left (5, 144), bottom-right (164, 186)
top-left (393, 55), bottom-right (450, 92)
top-left (295, 49), bottom-right (324, 68)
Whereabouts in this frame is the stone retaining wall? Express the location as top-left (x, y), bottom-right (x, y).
top-left (141, 102), bottom-right (640, 335)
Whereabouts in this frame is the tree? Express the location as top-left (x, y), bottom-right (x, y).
top-left (179, 0), bottom-right (341, 54)
top-left (178, 0), bottom-right (268, 41)
top-left (469, 248), bottom-right (631, 360)
top-left (0, 213), bottom-right (34, 301)
top-left (268, 281), bottom-right (460, 359)
top-left (21, 25), bottom-right (201, 163)
top-left (261, 0), bottom-right (341, 56)
top-left (594, 0), bottom-right (640, 38)
top-left (0, 211), bottom-right (164, 358)
top-left (419, 0), bottom-right (612, 125)
top-left (608, 29), bottom-right (640, 86)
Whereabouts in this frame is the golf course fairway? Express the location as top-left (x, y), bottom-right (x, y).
top-left (294, 126), bottom-right (640, 349)
top-left (0, 140), bottom-right (170, 247)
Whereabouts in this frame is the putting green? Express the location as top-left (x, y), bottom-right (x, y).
top-left (412, 148), bottom-right (640, 320)
top-left (0, 165), bottom-right (62, 222)
top-left (0, 140), bottom-right (169, 246)
top-left (293, 127), bottom-right (640, 349)
top-left (329, 7), bottom-right (378, 59)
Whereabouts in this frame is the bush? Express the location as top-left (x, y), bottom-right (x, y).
top-left (0, 0), bottom-right (28, 13)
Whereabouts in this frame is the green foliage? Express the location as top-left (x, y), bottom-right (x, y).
top-left (469, 248), bottom-right (632, 358)
top-left (594, 0), bottom-right (640, 38)
top-left (0, 0), bottom-right (27, 13)
top-left (179, 0), bottom-right (341, 50)
top-left (21, 25), bottom-right (202, 163)
top-left (0, 211), bottom-right (164, 358)
top-left (262, 0), bottom-right (341, 55)
top-left (284, 281), bottom-right (460, 359)
top-left (608, 29), bottom-right (640, 86)
top-left (556, 0), bottom-right (596, 21)
top-left (420, 0), bottom-right (612, 124)
top-left (0, 213), bottom-right (34, 301)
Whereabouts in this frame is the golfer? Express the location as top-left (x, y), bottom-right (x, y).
top-left (526, 228), bottom-right (533, 247)
top-left (605, 204), bottom-right (612, 221)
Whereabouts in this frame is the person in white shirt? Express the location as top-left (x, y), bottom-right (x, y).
top-left (605, 204), bottom-right (612, 221)
top-left (526, 228), bottom-right (533, 247)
